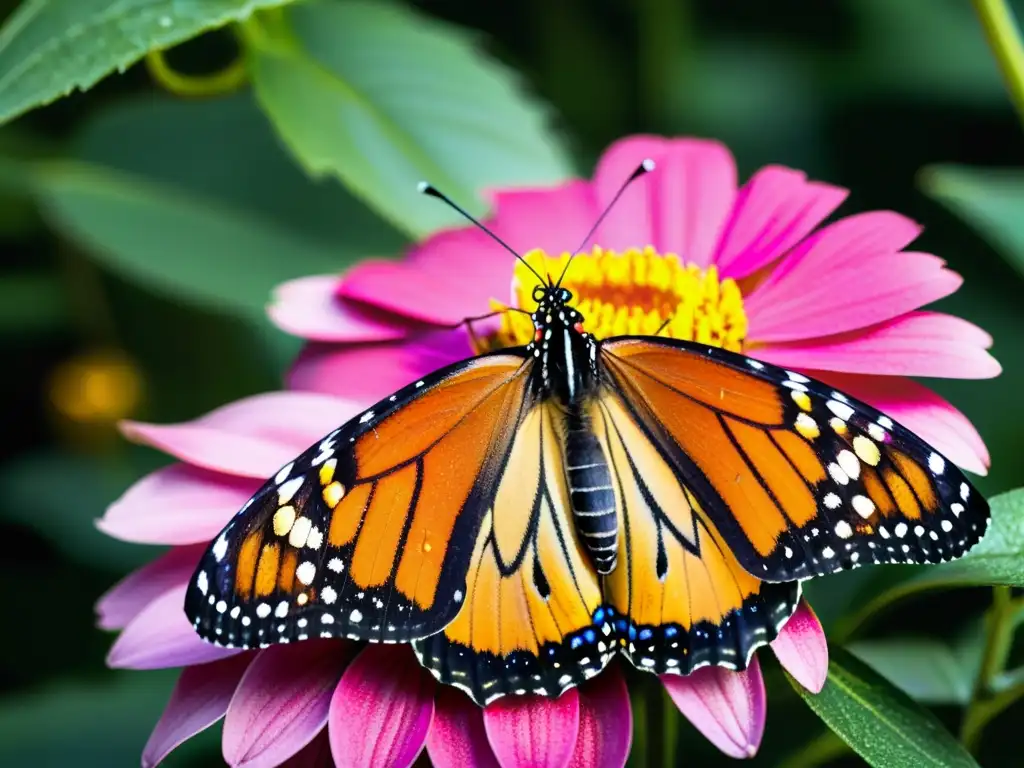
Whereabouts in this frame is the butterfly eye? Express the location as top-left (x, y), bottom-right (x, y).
top-left (561, 289), bottom-right (572, 302)
top-left (532, 286), bottom-right (546, 302)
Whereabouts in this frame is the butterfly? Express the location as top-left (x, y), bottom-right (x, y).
top-left (185, 161), bottom-right (990, 706)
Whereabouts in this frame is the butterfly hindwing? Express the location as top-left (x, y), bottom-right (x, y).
top-left (184, 351), bottom-right (532, 647)
top-left (590, 391), bottom-right (801, 675)
top-left (601, 337), bottom-right (990, 582)
top-left (413, 401), bottom-right (613, 705)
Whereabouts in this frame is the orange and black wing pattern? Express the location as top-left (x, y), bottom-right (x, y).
top-left (601, 337), bottom-right (990, 583)
top-left (589, 391), bottom-right (800, 675)
top-left (184, 351), bottom-right (532, 647)
top-left (414, 401), bottom-right (612, 705)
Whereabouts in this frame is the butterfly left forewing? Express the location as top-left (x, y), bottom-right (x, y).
top-left (601, 337), bottom-right (990, 583)
top-left (185, 352), bottom-right (531, 648)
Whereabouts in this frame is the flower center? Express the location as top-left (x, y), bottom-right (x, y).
top-left (484, 246), bottom-right (748, 352)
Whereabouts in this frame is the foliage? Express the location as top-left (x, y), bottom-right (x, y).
top-left (0, 0), bottom-right (1022, 766)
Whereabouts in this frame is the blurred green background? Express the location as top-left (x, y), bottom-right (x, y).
top-left (0, 0), bottom-right (1023, 765)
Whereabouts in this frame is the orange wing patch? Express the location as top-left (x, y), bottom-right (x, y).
top-left (600, 337), bottom-right (990, 583)
top-left (186, 352), bottom-right (533, 650)
top-left (414, 403), bottom-right (610, 706)
top-left (593, 392), bottom-right (799, 675)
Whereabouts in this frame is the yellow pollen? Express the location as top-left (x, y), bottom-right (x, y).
top-left (485, 246), bottom-right (748, 351)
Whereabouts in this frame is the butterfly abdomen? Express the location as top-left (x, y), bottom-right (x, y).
top-left (565, 412), bottom-right (618, 573)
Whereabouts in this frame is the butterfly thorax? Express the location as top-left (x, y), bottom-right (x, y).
top-left (526, 286), bottom-right (600, 406)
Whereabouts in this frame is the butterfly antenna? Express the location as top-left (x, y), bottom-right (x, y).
top-left (418, 182), bottom-right (548, 286)
top-left (554, 158), bottom-right (656, 288)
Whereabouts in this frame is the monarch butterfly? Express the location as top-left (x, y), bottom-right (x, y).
top-left (185, 160), bottom-right (989, 706)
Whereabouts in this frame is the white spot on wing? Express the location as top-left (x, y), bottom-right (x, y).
top-left (212, 534), bottom-right (229, 562)
top-left (296, 561), bottom-right (316, 585)
top-left (827, 401), bottom-right (855, 421)
top-left (275, 462), bottom-right (294, 485)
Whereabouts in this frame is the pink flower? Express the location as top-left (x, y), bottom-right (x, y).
top-left (271, 135), bottom-right (998, 475)
top-left (98, 391), bottom-right (828, 766)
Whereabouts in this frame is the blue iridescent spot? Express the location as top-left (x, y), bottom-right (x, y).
top-left (584, 629), bottom-right (596, 643)
top-left (616, 619), bottom-right (628, 632)
top-left (750, 605), bottom-right (758, 613)
top-left (593, 608), bottom-right (605, 623)
top-left (665, 626), bottom-right (678, 638)
top-left (638, 628), bottom-right (653, 641)
top-left (548, 647), bottom-right (557, 656)
top-left (628, 626), bottom-right (637, 640)
top-left (571, 637), bottom-right (583, 650)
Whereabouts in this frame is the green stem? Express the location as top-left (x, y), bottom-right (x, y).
top-left (145, 48), bottom-right (248, 98)
top-left (960, 587), bottom-right (1017, 750)
top-left (973, 0), bottom-right (1024, 127)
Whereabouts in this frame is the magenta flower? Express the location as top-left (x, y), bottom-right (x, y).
top-left (271, 135), bottom-right (997, 475)
top-left (98, 391), bottom-right (828, 766)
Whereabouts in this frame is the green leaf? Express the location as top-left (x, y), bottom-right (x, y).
top-left (0, 0), bottom-right (301, 125)
top-left (848, 639), bottom-right (974, 705)
top-left (903, 489), bottom-right (1024, 590)
top-left (243, 0), bottom-right (573, 238)
top-left (0, 450), bottom-right (159, 572)
top-left (790, 646), bottom-right (980, 768)
top-left (0, 671), bottom-right (186, 766)
top-left (837, 490), bottom-right (1024, 639)
top-left (26, 92), bottom-right (404, 318)
top-left (921, 164), bottom-right (1024, 279)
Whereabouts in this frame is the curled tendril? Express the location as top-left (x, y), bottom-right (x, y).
top-left (145, 48), bottom-right (248, 98)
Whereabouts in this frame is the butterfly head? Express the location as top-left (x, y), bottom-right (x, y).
top-left (528, 284), bottom-right (597, 403)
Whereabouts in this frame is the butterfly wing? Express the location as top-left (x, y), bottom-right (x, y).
top-left (185, 350), bottom-right (534, 647)
top-left (600, 337), bottom-right (991, 583)
top-left (588, 390), bottom-right (801, 675)
top-left (413, 401), bottom-right (611, 705)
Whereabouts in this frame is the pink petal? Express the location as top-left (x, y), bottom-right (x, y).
top-left (280, 731), bottom-right (333, 767)
top-left (142, 654), bottom-right (253, 768)
top-left (107, 584), bottom-right (241, 669)
top-left (268, 276), bottom-right (411, 343)
top-left (809, 372), bottom-right (990, 475)
top-left (747, 251), bottom-right (961, 342)
top-left (98, 464), bottom-right (259, 545)
top-left (770, 600), bottom-right (828, 694)
top-left (745, 210), bottom-right (961, 341)
top-left (426, 688), bottom-right (500, 768)
top-left (223, 640), bottom-right (353, 768)
top-left (661, 660), bottom-right (766, 759)
top-left (121, 391), bottom-right (364, 478)
top-left (340, 226), bottom-right (513, 325)
top-left (751, 311), bottom-right (1001, 379)
top-left (754, 211), bottom-right (923, 290)
top-left (289, 330), bottom-right (473, 401)
top-left (328, 645), bottom-right (435, 768)
top-left (97, 544), bottom-right (205, 630)
top-left (714, 166), bottom-right (848, 279)
top-left (484, 690), bottom-right (580, 768)
top-left (590, 136), bottom-right (738, 264)
top-left (568, 669), bottom-right (632, 768)
top-left (490, 181), bottom-right (599, 259)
